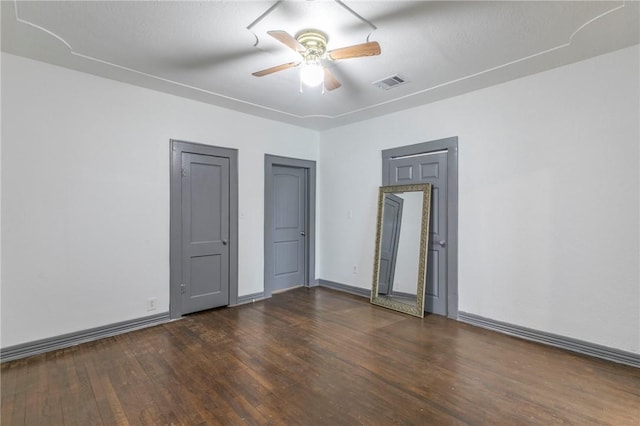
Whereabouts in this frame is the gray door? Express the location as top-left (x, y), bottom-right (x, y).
top-left (378, 194), bottom-right (403, 295)
top-left (387, 152), bottom-right (448, 315)
top-left (270, 165), bottom-right (307, 292)
top-left (181, 152), bottom-right (230, 314)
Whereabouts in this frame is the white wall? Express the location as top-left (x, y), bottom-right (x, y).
top-left (319, 45), bottom-right (640, 354)
top-left (392, 191), bottom-right (422, 294)
top-left (0, 49), bottom-right (3, 348)
top-left (3, 45), bottom-right (639, 355)
top-left (1, 53), bottom-right (319, 347)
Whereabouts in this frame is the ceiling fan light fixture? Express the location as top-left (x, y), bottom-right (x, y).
top-left (300, 59), bottom-right (324, 87)
top-left (297, 30), bottom-right (328, 88)
top-left (254, 28), bottom-right (380, 92)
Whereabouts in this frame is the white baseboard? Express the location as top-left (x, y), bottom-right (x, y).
top-left (1, 312), bottom-right (170, 363)
top-left (458, 311), bottom-right (639, 368)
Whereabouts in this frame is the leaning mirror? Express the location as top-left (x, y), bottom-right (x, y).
top-left (371, 183), bottom-right (432, 317)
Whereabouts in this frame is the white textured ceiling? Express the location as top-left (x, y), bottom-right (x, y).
top-left (2, 1), bottom-right (639, 130)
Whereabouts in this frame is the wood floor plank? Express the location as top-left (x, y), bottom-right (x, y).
top-left (1, 359), bottom-right (28, 425)
top-left (2, 287), bottom-right (639, 425)
top-left (50, 346), bottom-right (103, 425)
top-left (83, 340), bottom-right (131, 426)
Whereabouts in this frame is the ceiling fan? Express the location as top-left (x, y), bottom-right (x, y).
top-left (252, 29), bottom-right (381, 91)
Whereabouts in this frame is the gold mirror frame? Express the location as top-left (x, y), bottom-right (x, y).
top-left (370, 183), bottom-right (432, 318)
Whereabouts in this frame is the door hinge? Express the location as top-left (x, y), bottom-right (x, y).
top-left (181, 168), bottom-right (187, 178)
top-left (180, 283), bottom-right (186, 294)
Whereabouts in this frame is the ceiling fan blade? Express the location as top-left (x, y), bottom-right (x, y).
top-left (323, 68), bottom-right (342, 91)
top-left (267, 30), bottom-right (306, 53)
top-left (252, 61), bottom-right (300, 77)
top-left (327, 41), bottom-right (381, 61)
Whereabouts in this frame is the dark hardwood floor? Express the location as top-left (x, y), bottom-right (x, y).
top-left (2, 287), bottom-right (639, 425)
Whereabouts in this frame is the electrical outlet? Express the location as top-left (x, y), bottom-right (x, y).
top-left (353, 265), bottom-right (358, 274)
top-left (146, 297), bottom-right (158, 311)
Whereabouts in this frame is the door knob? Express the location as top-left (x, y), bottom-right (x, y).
top-left (438, 240), bottom-right (446, 247)
top-left (222, 239), bottom-right (228, 245)
top-left (300, 231), bottom-right (306, 236)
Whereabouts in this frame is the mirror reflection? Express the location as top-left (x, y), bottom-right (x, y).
top-left (371, 184), bottom-right (431, 317)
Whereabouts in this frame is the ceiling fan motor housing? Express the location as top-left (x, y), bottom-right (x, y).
top-left (296, 29), bottom-right (328, 60)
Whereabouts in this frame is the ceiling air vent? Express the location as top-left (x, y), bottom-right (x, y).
top-left (373, 74), bottom-right (408, 90)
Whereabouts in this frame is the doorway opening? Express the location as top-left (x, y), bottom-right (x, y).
top-left (170, 140), bottom-right (238, 319)
top-left (381, 137), bottom-right (458, 318)
top-left (264, 155), bottom-right (316, 298)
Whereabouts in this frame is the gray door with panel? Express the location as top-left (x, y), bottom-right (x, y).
top-left (387, 152), bottom-right (448, 315)
top-left (378, 193), bottom-right (403, 295)
top-left (270, 165), bottom-right (307, 292)
top-left (180, 152), bottom-right (230, 314)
